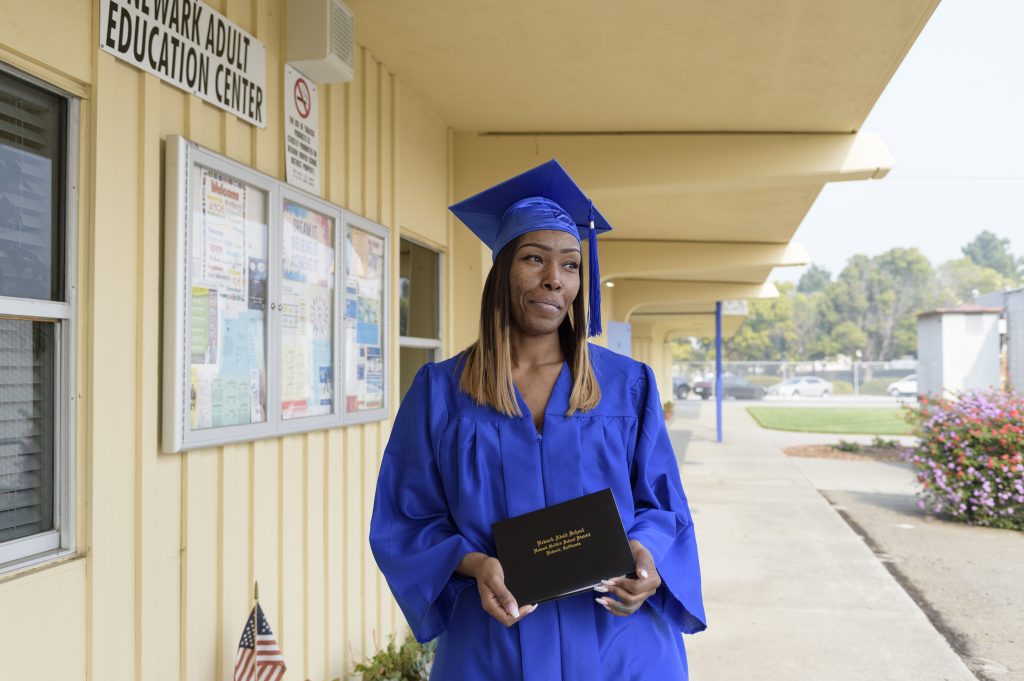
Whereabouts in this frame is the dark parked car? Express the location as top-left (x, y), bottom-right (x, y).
top-left (693, 375), bottom-right (766, 400)
top-left (672, 377), bottom-right (691, 399)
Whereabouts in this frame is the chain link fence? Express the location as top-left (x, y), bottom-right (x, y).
top-left (672, 359), bottom-right (919, 397)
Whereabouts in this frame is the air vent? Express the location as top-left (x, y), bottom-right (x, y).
top-left (286, 0), bottom-right (355, 84)
top-left (330, 0), bottom-right (354, 67)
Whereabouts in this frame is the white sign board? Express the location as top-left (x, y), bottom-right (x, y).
top-left (721, 299), bottom-right (749, 316)
top-left (99, 0), bottom-right (267, 128)
top-left (605, 321), bottom-right (632, 357)
top-left (284, 65), bottom-right (320, 194)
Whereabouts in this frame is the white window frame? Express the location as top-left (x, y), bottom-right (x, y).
top-left (397, 236), bottom-right (444, 364)
top-left (0, 63), bottom-right (78, 574)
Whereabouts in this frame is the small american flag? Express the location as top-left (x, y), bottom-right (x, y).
top-left (234, 602), bottom-right (287, 681)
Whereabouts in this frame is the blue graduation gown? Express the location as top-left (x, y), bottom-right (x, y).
top-left (369, 344), bottom-right (706, 680)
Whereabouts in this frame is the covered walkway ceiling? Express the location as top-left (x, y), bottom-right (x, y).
top-left (348, 0), bottom-right (940, 134)
top-left (350, 0), bottom-right (940, 338)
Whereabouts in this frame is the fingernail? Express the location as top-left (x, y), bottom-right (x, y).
top-left (510, 605), bottom-right (520, 618)
top-left (593, 585), bottom-right (608, 593)
top-left (594, 597), bottom-right (606, 606)
top-left (639, 569), bottom-right (649, 579)
top-left (601, 579), bottom-right (616, 586)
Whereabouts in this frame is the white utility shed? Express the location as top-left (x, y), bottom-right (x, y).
top-left (975, 288), bottom-right (1024, 393)
top-left (917, 305), bottom-right (1003, 398)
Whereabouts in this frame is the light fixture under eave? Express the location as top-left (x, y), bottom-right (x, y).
top-left (605, 281), bottom-right (615, 288)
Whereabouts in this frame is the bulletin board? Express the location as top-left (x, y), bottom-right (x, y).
top-left (341, 212), bottom-right (391, 425)
top-left (163, 136), bottom-right (388, 453)
top-left (277, 188), bottom-right (342, 429)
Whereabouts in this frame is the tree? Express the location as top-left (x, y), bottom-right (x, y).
top-left (961, 230), bottom-right (1023, 282)
top-left (829, 320), bottom-right (869, 357)
top-left (797, 264), bottom-right (831, 294)
top-left (724, 282), bottom-right (798, 360)
top-left (790, 289), bottom-right (826, 358)
top-left (936, 257), bottom-right (1014, 305)
top-left (669, 337), bottom-right (710, 363)
top-left (821, 248), bottom-right (937, 360)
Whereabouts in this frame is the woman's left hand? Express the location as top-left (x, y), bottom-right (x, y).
top-left (594, 539), bottom-right (662, 616)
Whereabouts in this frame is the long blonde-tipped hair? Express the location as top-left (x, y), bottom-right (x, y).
top-left (457, 236), bottom-right (601, 417)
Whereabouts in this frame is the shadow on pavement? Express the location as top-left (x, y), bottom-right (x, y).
top-left (826, 490), bottom-right (926, 521)
top-left (669, 429), bottom-right (693, 461)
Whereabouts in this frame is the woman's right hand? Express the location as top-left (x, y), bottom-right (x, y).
top-left (457, 552), bottom-right (537, 626)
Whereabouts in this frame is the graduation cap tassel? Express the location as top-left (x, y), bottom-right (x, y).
top-left (586, 201), bottom-right (602, 338)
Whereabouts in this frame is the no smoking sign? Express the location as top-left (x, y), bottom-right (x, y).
top-left (285, 65), bottom-right (320, 194)
top-left (293, 77), bottom-right (312, 119)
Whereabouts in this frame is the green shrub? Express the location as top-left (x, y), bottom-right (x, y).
top-left (859, 378), bottom-right (894, 396)
top-left (906, 391), bottom-right (1024, 530)
top-left (871, 435), bottom-right (900, 448)
top-left (830, 380), bottom-right (854, 395)
top-left (835, 439), bottom-right (862, 453)
top-left (353, 633), bottom-right (435, 680)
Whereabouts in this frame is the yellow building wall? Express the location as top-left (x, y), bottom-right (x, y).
top-left (0, 1), bottom-right (459, 679)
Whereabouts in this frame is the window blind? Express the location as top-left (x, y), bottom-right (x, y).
top-left (0, 69), bottom-right (62, 301)
top-left (0, 319), bottom-right (54, 543)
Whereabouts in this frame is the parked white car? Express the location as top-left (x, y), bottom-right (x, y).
top-left (767, 376), bottom-right (834, 398)
top-left (886, 374), bottom-right (917, 397)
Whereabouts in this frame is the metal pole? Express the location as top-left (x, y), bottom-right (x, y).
top-left (853, 350), bottom-right (862, 396)
top-left (715, 301), bottom-right (723, 443)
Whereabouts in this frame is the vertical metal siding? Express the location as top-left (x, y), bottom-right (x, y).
top-left (88, 2), bottom-right (415, 680)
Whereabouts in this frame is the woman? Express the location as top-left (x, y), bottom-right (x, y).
top-left (369, 160), bottom-right (706, 680)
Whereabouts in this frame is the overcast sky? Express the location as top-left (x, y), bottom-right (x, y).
top-left (771, 0), bottom-right (1024, 285)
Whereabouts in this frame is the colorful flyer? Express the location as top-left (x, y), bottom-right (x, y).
top-left (280, 200), bottom-right (335, 420)
top-left (188, 166), bottom-right (269, 430)
top-left (344, 226), bottom-right (385, 413)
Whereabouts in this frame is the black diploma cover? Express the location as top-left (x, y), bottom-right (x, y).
top-left (491, 488), bottom-right (636, 606)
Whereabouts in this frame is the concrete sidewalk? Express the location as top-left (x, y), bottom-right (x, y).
top-left (788, 449), bottom-right (1024, 680)
top-left (672, 403), bottom-right (977, 681)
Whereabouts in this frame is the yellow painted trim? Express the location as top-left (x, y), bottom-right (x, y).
top-left (0, 46), bottom-right (90, 98)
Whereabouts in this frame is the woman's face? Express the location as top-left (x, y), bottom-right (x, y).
top-left (507, 229), bottom-right (582, 336)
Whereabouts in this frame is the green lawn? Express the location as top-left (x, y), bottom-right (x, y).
top-left (745, 407), bottom-right (913, 435)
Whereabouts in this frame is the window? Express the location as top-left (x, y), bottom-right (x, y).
top-left (398, 238), bottom-right (441, 399)
top-left (0, 65), bottom-right (77, 572)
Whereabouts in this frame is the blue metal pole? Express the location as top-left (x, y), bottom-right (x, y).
top-left (715, 301), bottom-right (723, 443)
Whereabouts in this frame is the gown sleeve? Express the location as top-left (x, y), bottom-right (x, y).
top-left (369, 363), bottom-right (478, 642)
top-left (625, 363), bottom-right (708, 634)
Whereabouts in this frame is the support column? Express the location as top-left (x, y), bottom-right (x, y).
top-left (715, 300), bottom-right (723, 443)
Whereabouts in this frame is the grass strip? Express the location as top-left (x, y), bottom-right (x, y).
top-left (745, 407), bottom-right (913, 435)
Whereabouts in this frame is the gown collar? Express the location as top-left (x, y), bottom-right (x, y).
top-left (512, 359), bottom-right (572, 424)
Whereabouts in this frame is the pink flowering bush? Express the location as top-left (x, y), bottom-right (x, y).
top-left (905, 390), bottom-right (1024, 531)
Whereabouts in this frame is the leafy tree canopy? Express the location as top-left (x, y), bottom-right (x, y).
top-left (797, 264), bottom-right (831, 293)
top-left (936, 257), bottom-right (1015, 305)
top-left (961, 230), bottom-right (1023, 281)
top-left (675, 232), bottom-right (1021, 363)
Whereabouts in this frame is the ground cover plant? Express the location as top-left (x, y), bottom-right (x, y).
top-left (905, 391), bottom-right (1024, 530)
top-left (353, 633), bottom-right (435, 680)
top-left (745, 407), bottom-right (912, 435)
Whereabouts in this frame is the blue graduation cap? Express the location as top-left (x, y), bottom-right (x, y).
top-left (448, 159), bottom-right (612, 337)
